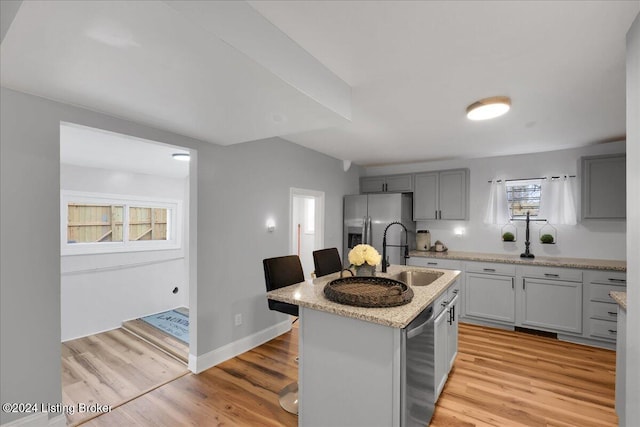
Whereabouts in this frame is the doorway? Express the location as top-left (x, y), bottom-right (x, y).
top-left (59, 122), bottom-right (196, 424)
top-left (290, 188), bottom-right (325, 278)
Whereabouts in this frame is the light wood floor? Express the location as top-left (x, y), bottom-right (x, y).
top-left (81, 323), bottom-right (616, 427)
top-left (62, 328), bottom-right (189, 426)
top-left (122, 319), bottom-right (189, 363)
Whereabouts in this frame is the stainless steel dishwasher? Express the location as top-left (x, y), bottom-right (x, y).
top-left (401, 303), bottom-right (436, 427)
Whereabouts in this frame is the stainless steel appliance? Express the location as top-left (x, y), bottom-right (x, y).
top-left (401, 304), bottom-right (436, 427)
top-left (343, 193), bottom-right (415, 266)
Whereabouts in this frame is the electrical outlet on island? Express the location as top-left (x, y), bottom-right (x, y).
top-left (234, 313), bottom-right (242, 326)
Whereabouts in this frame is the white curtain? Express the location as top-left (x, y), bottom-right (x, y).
top-left (484, 180), bottom-right (510, 224)
top-left (539, 176), bottom-right (577, 225)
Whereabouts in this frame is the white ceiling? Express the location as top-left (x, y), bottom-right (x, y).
top-left (2, 1), bottom-right (639, 167)
top-left (60, 123), bottom-right (190, 179)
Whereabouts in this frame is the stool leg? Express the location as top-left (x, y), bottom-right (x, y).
top-left (278, 381), bottom-right (298, 414)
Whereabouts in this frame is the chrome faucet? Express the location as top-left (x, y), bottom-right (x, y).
top-left (382, 221), bottom-right (410, 273)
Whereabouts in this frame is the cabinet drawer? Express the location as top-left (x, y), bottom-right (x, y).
top-left (586, 270), bottom-right (627, 285)
top-left (588, 318), bottom-right (618, 341)
top-left (589, 283), bottom-right (625, 303)
top-left (589, 301), bottom-right (619, 321)
top-left (465, 262), bottom-right (515, 276)
top-left (520, 266), bottom-right (582, 282)
top-left (407, 257), bottom-right (462, 271)
top-left (447, 280), bottom-right (461, 299)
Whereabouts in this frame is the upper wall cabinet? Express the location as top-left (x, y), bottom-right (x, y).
top-left (414, 169), bottom-right (469, 220)
top-left (360, 174), bottom-right (413, 193)
top-left (582, 154), bottom-right (626, 219)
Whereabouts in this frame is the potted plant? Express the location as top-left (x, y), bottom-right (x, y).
top-left (540, 234), bottom-right (555, 244)
top-left (348, 244), bottom-right (382, 276)
top-left (502, 232), bottom-right (515, 242)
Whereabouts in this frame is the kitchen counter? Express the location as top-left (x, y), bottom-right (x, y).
top-left (610, 291), bottom-right (627, 310)
top-left (409, 250), bottom-right (626, 272)
top-left (267, 264), bottom-right (460, 328)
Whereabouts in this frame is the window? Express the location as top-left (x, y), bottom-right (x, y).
top-left (505, 179), bottom-right (543, 219)
top-left (62, 191), bottom-right (181, 255)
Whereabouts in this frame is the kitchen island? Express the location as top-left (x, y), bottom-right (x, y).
top-left (267, 264), bottom-right (461, 427)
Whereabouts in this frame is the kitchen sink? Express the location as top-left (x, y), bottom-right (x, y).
top-left (389, 270), bottom-right (444, 286)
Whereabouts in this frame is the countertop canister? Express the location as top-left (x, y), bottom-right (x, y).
top-left (416, 230), bottom-right (431, 251)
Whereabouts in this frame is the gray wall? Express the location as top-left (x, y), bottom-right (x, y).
top-left (0, 87), bottom-right (360, 424)
top-left (625, 12), bottom-right (639, 425)
top-left (195, 136), bottom-right (360, 352)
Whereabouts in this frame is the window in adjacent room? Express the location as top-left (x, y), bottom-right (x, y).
top-left (62, 191), bottom-right (181, 254)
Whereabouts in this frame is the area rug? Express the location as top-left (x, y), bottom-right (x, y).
top-left (141, 309), bottom-right (189, 344)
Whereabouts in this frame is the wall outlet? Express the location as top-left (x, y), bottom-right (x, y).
top-left (234, 313), bottom-right (242, 326)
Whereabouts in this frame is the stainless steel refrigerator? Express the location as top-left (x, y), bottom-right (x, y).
top-left (343, 193), bottom-right (416, 267)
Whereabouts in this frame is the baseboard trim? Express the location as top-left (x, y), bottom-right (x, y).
top-left (1, 413), bottom-right (65, 427)
top-left (189, 319), bottom-right (292, 374)
top-left (558, 334), bottom-right (616, 350)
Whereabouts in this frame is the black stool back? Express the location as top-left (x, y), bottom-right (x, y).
top-left (313, 248), bottom-right (343, 277)
top-left (263, 255), bottom-right (304, 316)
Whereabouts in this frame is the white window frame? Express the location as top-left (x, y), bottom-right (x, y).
top-left (505, 178), bottom-right (545, 221)
top-left (61, 190), bottom-right (182, 255)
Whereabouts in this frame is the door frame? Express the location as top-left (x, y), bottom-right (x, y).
top-left (289, 187), bottom-right (325, 258)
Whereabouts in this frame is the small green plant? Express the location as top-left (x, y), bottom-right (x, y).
top-left (540, 234), bottom-right (554, 244)
top-left (502, 232), bottom-right (515, 242)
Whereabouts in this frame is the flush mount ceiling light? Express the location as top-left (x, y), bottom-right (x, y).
top-left (466, 96), bottom-right (511, 121)
top-left (172, 153), bottom-right (190, 161)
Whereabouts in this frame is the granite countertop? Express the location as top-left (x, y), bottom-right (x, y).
top-left (610, 291), bottom-right (627, 310)
top-left (266, 265), bottom-right (460, 329)
top-left (409, 250), bottom-right (626, 272)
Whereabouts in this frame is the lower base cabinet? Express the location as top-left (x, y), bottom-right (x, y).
top-left (520, 277), bottom-right (582, 334)
top-left (434, 306), bottom-right (448, 398)
top-left (434, 284), bottom-right (459, 400)
top-left (465, 273), bottom-right (515, 324)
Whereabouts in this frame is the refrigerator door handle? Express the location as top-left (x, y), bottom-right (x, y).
top-left (361, 217), bottom-right (367, 244)
top-left (367, 216), bottom-right (373, 245)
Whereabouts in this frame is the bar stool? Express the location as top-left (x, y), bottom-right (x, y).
top-left (312, 247), bottom-right (343, 278)
top-left (263, 255), bottom-right (304, 415)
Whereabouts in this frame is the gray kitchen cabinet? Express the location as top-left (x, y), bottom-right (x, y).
top-left (413, 169), bottom-right (468, 220)
top-left (584, 270), bottom-right (626, 344)
top-left (519, 266), bottom-right (583, 334)
top-left (434, 304), bottom-right (448, 399)
top-left (465, 272), bottom-right (515, 324)
top-left (360, 174), bottom-right (413, 193)
top-left (433, 282), bottom-right (459, 400)
top-left (581, 153), bottom-right (626, 219)
top-left (447, 294), bottom-right (459, 371)
top-left (520, 277), bottom-right (582, 334)
top-left (407, 257), bottom-right (462, 271)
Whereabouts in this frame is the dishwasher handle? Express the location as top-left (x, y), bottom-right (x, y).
top-left (406, 306), bottom-right (435, 339)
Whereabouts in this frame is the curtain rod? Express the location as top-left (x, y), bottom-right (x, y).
top-left (487, 175), bottom-right (576, 183)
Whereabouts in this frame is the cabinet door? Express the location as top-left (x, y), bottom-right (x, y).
top-left (360, 176), bottom-right (386, 193)
top-left (385, 174), bottom-right (413, 192)
top-left (465, 273), bottom-right (515, 323)
top-left (434, 308), bottom-right (448, 399)
top-left (521, 278), bottom-right (582, 334)
top-left (413, 172), bottom-right (439, 220)
top-left (447, 296), bottom-right (459, 370)
top-left (582, 154), bottom-right (626, 219)
top-left (439, 169), bottom-right (468, 220)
